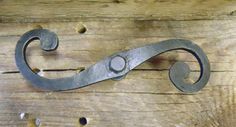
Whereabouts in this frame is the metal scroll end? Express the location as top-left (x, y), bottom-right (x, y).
top-left (169, 61), bottom-right (210, 93)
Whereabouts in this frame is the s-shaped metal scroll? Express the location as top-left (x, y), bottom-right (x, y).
top-left (15, 29), bottom-right (210, 92)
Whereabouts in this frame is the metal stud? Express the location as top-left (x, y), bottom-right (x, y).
top-left (109, 56), bottom-right (126, 73)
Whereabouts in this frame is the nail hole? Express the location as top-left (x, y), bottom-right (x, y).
top-left (79, 117), bottom-right (87, 126)
top-left (32, 68), bottom-right (41, 74)
top-left (32, 68), bottom-right (44, 76)
top-left (76, 67), bottom-right (85, 73)
top-left (75, 23), bottom-right (87, 34)
top-left (79, 68), bottom-right (85, 72)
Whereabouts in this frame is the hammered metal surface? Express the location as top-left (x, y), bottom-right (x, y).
top-left (15, 29), bottom-right (210, 92)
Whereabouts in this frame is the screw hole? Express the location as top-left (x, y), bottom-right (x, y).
top-left (32, 68), bottom-right (44, 76)
top-left (79, 117), bottom-right (87, 126)
top-left (75, 23), bottom-right (87, 34)
top-left (76, 67), bottom-right (85, 73)
top-left (79, 68), bottom-right (85, 72)
top-left (32, 68), bottom-right (40, 74)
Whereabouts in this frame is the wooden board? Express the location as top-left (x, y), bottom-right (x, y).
top-left (0, 0), bottom-right (236, 127)
top-left (0, 0), bottom-right (236, 22)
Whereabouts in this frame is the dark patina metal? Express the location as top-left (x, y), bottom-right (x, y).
top-left (15, 29), bottom-right (210, 92)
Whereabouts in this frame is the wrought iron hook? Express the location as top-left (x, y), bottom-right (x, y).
top-left (15, 29), bottom-right (210, 92)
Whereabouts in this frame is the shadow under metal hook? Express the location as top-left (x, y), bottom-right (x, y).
top-left (15, 29), bottom-right (210, 92)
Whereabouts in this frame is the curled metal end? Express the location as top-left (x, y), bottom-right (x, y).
top-left (126, 39), bottom-right (211, 93)
top-left (15, 29), bottom-right (75, 91)
top-left (167, 41), bottom-right (210, 93)
top-left (169, 61), bottom-right (205, 93)
top-left (15, 29), bottom-right (210, 92)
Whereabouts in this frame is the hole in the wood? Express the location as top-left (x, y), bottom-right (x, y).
top-left (32, 68), bottom-right (40, 74)
top-left (79, 117), bottom-right (87, 126)
top-left (75, 23), bottom-right (87, 34)
top-left (32, 68), bottom-right (44, 76)
top-left (79, 68), bottom-right (85, 72)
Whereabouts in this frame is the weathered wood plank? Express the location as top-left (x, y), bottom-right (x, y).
top-left (0, 1), bottom-right (236, 126)
top-left (0, 71), bottom-right (235, 127)
top-left (0, 0), bottom-right (236, 22)
top-left (0, 70), bottom-right (235, 92)
top-left (0, 20), bottom-right (236, 72)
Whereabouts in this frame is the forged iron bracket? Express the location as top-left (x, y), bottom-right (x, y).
top-left (15, 29), bottom-right (210, 92)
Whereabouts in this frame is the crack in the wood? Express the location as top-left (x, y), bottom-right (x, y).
top-left (1, 68), bottom-right (234, 74)
top-left (1, 71), bottom-right (19, 74)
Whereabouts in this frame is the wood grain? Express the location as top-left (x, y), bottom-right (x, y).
top-left (0, 0), bottom-right (236, 127)
top-left (0, 0), bottom-right (236, 22)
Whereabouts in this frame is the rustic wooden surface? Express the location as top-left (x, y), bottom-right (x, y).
top-left (0, 0), bottom-right (236, 127)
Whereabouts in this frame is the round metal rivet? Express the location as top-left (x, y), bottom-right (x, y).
top-left (109, 56), bottom-right (126, 73)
